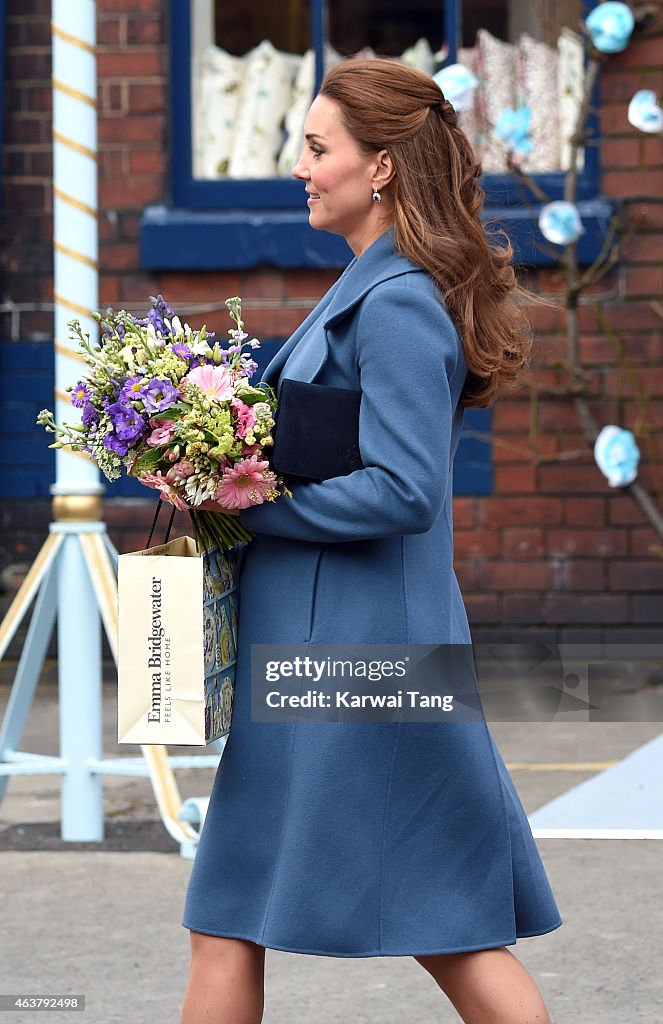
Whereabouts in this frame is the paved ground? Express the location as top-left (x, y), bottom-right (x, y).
top-left (1, 671), bottom-right (662, 1023)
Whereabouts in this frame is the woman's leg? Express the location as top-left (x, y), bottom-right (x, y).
top-left (180, 932), bottom-right (266, 1024)
top-left (414, 946), bottom-right (552, 1024)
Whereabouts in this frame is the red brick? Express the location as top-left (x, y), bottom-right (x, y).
top-left (565, 497), bottom-right (606, 526)
top-left (478, 561), bottom-right (554, 590)
top-left (97, 17), bottom-right (125, 47)
top-left (6, 51), bottom-right (51, 79)
top-left (492, 402), bottom-right (531, 433)
top-left (239, 270), bottom-right (286, 301)
top-left (605, 367), bottom-right (663, 397)
top-left (613, 36), bottom-right (663, 68)
top-left (603, 170), bottom-right (663, 199)
top-left (608, 560), bottom-right (662, 590)
top-left (608, 497), bottom-right (649, 526)
top-left (502, 595), bottom-right (544, 625)
top-left (452, 497), bottom-right (476, 528)
top-left (454, 529), bottom-right (501, 558)
top-left (528, 304), bottom-right (562, 332)
top-left (98, 275), bottom-right (120, 303)
top-left (563, 562), bottom-right (606, 591)
top-left (577, 336), bottom-right (620, 365)
top-left (5, 117), bottom-right (47, 144)
top-left (548, 527), bottom-right (627, 558)
top-left (100, 149), bottom-right (127, 180)
top-left (624, 266), bottom-right (663, 300)
top-left (601, 136), bottom-right (642, 168)
top-left (623, 401), bottom-right (663, 429)
top-left (98, 0), bottom-right (160, 10)
top-left (629, 527), bottom-right (663, 558)
top-left (454, 561), bottom-right (478, 591)
top-left (465, 594), bottom-right (499, 624)
top-left (538, 402), bottom-right (595, 434)
top-left (244, 307), bottom-right (304, 338)
top-left (642, 135), bottom-right (663, 169)
top-left (624, 231), bottom-right (663, 261)
top-left (126, 18), bottom-right (164, 45)
top-left (502, 527), bottom-right (545, 559)
top-left (542, 594), bottom-right (628, 624)
top-left (494, 465), bottom-right (537, 493)
top-left (492, 438), bottom-right (540, 464)
top-left (127, 148), bottom-right (166, 175)
top-left (284, 269), bottom-right (341, 300)
top-left (128, 83), bottom-right (166, 114)
top-left (597, 303), bottom-right (663, 332)
top-left (538, 462), bottom-right (608, 495)
top-left (99, 177), bottom-right (162, 208)
top-left (98, 115), bottom-right (165, 144)
top-left (480, 497), bottom-right (563, 527)
top-left (101, 82), bottom-right (127, 115)
top-left (159, 272), bottom-right (242, 304)
top-left (600, 68), bottom-right (646, 104)
top-left (100, 243), bottom-right (141, 271)
top-left (97, 51), bottom-right (164, 78)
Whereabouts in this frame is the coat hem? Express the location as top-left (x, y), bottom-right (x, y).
top-left (181, 916), bottom-right (563, 959)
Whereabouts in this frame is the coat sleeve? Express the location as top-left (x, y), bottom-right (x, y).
top-left (239, 275), bottom-right (463, 544)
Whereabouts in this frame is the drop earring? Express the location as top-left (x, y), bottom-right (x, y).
top-left (372, 188), bottom-right (382, 203)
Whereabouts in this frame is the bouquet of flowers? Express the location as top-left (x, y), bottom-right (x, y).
top-left (38, 294), bottom-right (286, 551)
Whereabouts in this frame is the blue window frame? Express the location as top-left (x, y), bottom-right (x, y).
top-left (141, 0), bottom-right (610, 270)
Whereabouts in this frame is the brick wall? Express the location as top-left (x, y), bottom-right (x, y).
top-left (1, 0), bottom-right (661, 641)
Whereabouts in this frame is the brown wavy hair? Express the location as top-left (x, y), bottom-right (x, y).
top-left (320, 58), bottom-right (533, 407)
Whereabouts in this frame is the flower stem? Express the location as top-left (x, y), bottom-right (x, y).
top-left (189, 509), bottom-right (254, 553)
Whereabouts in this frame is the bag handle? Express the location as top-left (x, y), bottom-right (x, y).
top-left (146, 499), bottom-right (177, 548)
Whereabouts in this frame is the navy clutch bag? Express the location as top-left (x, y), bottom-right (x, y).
top-left (270, 378), bottom-right (364, 482)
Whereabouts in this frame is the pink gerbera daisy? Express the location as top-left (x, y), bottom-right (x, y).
top-left (185, 364), bottom-right (235, 401)
top-left (215, 455), bottom-right (277, 510)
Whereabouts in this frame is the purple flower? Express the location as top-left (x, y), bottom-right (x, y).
top-left (108, 400), bottom-right (148, 442)
top-left (133, 294), bottom-right (176, 338)
top-left (81, 402), bottom-right (99, 426)
top-left (141, 378), bottom-right (180, 414)
top-left (239, 355), bottom-right (258, 378)
top-left (172, 342), bottom-right (192, 360)
top-left (70, 382), bottom-right (91, 408)
top-left (103, 432), bottom-right (132, 456)
top-left (120, 375), bottom-right (146, 400)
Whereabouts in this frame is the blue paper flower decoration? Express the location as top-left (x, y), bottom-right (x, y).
top-left (538, 201), bottom-right (584, 246)
top-left (585, 2), bottom-right (635, 54)
top-left (433, 63), bottom-right (479, 112)
top-left (627, 89), bottom-right (663, 133)
top-left (494, 107), bottom-right (534, 154)
top-left (593, 425), bottom-right (640, 487)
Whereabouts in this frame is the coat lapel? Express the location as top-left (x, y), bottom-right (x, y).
top-left (261, 230), bottom-right (422, 389)
top-left (260, 257), bottom-right (356, 389)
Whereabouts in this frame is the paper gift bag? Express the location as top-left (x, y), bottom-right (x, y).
top-left (117, 536), bottom-right (238, 746)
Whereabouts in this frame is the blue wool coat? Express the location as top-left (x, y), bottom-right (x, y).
top-left (183, 230), bottom-right (562, 956)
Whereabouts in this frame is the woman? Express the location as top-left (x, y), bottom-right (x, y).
top-left (181, 58), bottom-right (561, 1024)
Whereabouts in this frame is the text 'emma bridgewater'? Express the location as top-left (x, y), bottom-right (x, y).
top-left (147, 577), bottom-right (172, 724)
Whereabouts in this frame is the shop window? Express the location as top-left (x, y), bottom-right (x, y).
top-left (141, 0), bottom-right (608, 270)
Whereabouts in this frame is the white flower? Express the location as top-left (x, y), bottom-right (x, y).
top-left (189, 336), bottom-right (213, 357)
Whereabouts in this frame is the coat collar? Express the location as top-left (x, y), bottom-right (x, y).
top-left (322, 229), bottom-right (424, 329)
top-left (261, 229), bottom-right (424, 388)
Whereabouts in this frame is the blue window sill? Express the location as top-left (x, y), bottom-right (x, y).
top-left (140, 196), bottom-right (616, 271)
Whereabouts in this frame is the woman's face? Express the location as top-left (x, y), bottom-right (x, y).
top-left (293, 95), bottom-right (390, 257)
